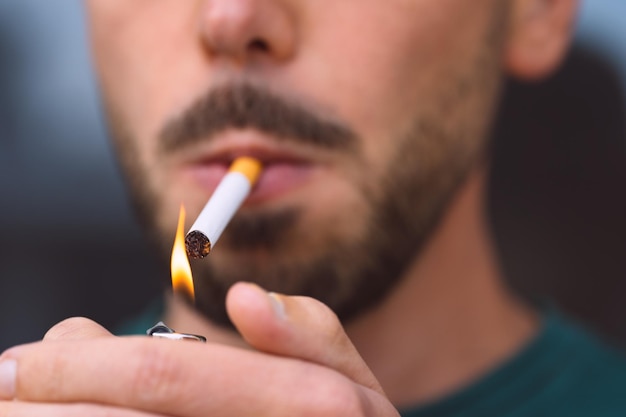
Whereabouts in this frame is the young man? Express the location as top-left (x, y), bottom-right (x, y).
top-left (1, 0), bottom-right (625, 416)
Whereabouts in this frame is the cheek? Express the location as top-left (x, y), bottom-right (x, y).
top-left (89, 2), bottom-right (207, 161)
top-left (89, 2), bottom-right (218, 232)
top-left (295, 0), bottom-right (496, 167)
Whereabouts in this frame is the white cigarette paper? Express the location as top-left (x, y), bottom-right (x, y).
top-left (185, 157), bottom-right (262, 259)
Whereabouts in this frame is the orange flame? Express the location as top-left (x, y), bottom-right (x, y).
top-left (171, 205), bottom-right (194, 302)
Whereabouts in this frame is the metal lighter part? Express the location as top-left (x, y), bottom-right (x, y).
top-left (147, 321), bottom-right (207, 342)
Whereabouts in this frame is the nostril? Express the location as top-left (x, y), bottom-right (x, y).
top-left (249, 38), bottom-right (270, 53)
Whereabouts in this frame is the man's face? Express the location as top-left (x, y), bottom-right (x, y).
top-left (87, 0), bottom-right (507, 325)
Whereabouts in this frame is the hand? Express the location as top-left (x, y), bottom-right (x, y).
top-left (0, 283), bottom-right (400, 416)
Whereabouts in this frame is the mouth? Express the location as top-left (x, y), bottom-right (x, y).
top-left (179, 135), bottom-right (319, 205)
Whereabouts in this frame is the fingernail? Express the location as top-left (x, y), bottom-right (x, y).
top-left (268, 292), bottom-right (286, 320)
top-left (0, 359), bottom-right (16, 399)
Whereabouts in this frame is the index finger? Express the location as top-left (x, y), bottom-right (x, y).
top-left (0, 337), bottom-right (397, 417)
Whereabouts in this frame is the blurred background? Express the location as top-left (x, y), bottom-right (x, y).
top-left (0, 1), bottom-right (625, 351)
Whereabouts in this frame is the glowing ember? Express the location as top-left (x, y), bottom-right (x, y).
top-left (171, 205), bottom-right (194, 302)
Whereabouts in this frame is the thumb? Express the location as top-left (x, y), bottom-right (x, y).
top-left (226, 282), bottom-right (384, 395)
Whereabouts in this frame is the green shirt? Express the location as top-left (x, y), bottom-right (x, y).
top-left (400, 312), bottom-right (626, 417)
top-left (120, 306), bottom-right (626, 416)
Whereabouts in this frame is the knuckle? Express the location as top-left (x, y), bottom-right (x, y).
top-left (128, 341), bottom-right (183, 405)
top-left (303, 371), bottom-right (364, 416)
top-left (28, 348), bottom-right (72, 401)
top-left (43, 317), bottom-right (97, 341)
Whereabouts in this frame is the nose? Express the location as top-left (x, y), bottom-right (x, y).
top-left (199, 0), bottom-right (297, 64)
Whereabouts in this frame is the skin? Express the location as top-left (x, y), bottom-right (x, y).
top-left (97, 0), bottom-right (511, 325)
top-left (0, 0), bottom-right (577, 415)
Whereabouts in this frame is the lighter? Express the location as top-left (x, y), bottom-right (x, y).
top-left (147, 321), bottom-right (207, 342)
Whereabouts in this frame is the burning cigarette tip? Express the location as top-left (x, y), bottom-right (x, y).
top-left (185, 230), bottom-right (211, 259)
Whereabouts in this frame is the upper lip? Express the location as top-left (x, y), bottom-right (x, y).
top-left (179, 132), bottom-right (314, 167)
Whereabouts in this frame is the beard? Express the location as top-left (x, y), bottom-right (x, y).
top-left (187, 126), bottom-right (484, 326)
top-left (105, 6), bottom-right (506, 328)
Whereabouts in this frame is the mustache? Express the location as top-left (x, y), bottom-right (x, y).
top-left (159, 83), bottom-right (358, 154)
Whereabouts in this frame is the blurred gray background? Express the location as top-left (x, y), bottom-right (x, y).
top-left (1, 1), bottom-right (625, 351)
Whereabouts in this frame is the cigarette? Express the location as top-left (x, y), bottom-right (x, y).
top-left (185, 156), bottom-right (263, 259)
top-left (147, 321), bottom-right (207, 342)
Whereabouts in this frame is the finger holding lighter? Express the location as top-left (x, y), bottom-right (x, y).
top-left (0, 285), bottom-right (397, 417)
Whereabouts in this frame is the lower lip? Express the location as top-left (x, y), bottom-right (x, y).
top-left (186, 162), bottom-right (315, 204)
